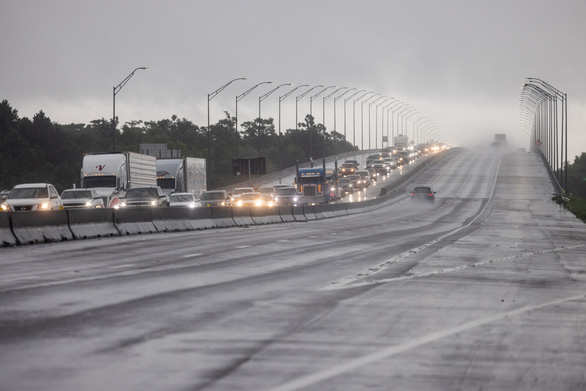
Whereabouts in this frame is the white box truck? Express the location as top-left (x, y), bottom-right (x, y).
top-left (393, 134), bottom-right (409, 151)
top-left (156, 157), bottom-right (207, 197)
top-left (80, 152), bottom-right (157, 207)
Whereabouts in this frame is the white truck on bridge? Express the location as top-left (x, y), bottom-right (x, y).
top-left (156, 157), bottom-right (206, 197)
top-left (80, 151), bottom-right (157, 207)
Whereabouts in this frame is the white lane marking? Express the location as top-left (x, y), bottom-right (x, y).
top-left (182, 253), bottom-right (203, 258)
top-left (108, 264), bottom-right (135, 269)
top-left (4, 276), bottom-right (42, 282)
top-left (269, 293), bottom-right (586, 391)
top-left (308, 236), bottom-right (319, 239)
top-left (325, 155), bottom-right (504, 290)
top-left (236, 245), bottom-right (251, 249)
top-left (278, 239), bottom-right (290, 243)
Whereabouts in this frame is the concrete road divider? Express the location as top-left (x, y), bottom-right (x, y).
top-left (11, 210), bottom-right (73, 245)
top-left (292, 205), bottom-right (307, 222)
top-left (187, 207), bottom-right (215, 230)
top-left (114, 208), bottom-right (158, 235)
top-left (210, 207), bottom-right (236, 228)
top-left (279, 206), bottom-right (296, 222)
top-left (303, 205), bottom-right (317, 221)
top-left (67, 208), bottom-right (120, 239)
top-left (152, 207), bottom-right (216, 231)
top-left (0, 213), bottom-right (17, 246)
top-left (152, 207), bottom-right (194, 232)
top-left (313, 203), bottom-right (348, 219)
top-left (251, 206), bottom-right (282, 225)
top-left (232, 207), bottom-right (254, 226)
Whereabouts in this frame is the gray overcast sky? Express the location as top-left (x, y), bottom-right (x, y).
top-left (2, 0), bottom-right (585, 160)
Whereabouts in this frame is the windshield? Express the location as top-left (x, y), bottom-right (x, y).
top-left (157, 178), bottom-right (175, 189)
top-left (82, 176), bottom-right (116, 188)
top-left (201, 192), bottom-right (225, 200)
top-left (234, 188), bottom-right (254, 194)
top-left (170, 194), bottom-right (194, 202)
top-left (9, 187), bottom-right (48, 199)
top-left (125, 188), bottom-right (158, 198)
top-left (277, 188), bottom-right (297, 195)
top-left (240, 193), bottom-right (260, 200)
top-left (339, 178), bottom-right (351, 184)
top-left (413, 187), bottom-right (432, 194)
top-left (62, 190), bottom-right (92, 199)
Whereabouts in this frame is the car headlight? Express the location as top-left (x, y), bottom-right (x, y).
top-left (220, 201), bottom-right (225, 206)
top-left (40, 202), bottom-right (49, 209)
top-left (189, 203), bottom-right (196, 208)
top-left (85, 201), bottom-right (92, 207)
top-left (0, 204), bottom-right (8, 211)
top-left (267, 201), bottom-right (274, 207)
top-left (236, 200), bottom-right (243, 207)
top-left (150, 200), bottom-right (157, 206)
top-left (293, 197), bottom-right (298, 202)
top-left (120, 201), bottom-right (127, 207)
top-left (274, 197), bottom-right (279, 202)
top-left (330, 187), bottom-right (335, 191)
top-left (255, 200), bottom-right (262, 207)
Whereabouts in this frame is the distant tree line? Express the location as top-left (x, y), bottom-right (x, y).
top-left (0, 100), bottom-right (357, 192)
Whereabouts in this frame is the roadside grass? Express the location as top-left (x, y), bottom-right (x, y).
top-left (553, 195), bottom-right (586, 223)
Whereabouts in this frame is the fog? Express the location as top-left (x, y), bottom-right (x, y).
top-left (2, 0), bottom-right (585, 158)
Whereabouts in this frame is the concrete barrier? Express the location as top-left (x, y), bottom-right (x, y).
top-left (303, 205), bottom-right (317, 221)
top-left (152, 207), bottom-right (194, 232)
top-left (11, 210), bottom-right (73, 245)
top-left (251, 206), bottom-right (282, 225)
top-left (67, 208), bottom-right (119, 239)
top-left (232, 207), bottom-right (254, 226)
top-left (278, 206), bottom-right (296, 223)
top-left (313, 203), bottom-right (348, 219)
top-left (114, 208), bottom-right (158, 235)
top-left (210, 207), bottom-right (236, 228)
top-left (292, 205), bottom-right (307, 222)
top-left (0, 213), bottom-right (17, 246)
top-left (345, 201), bottom-right (362, 215)
top-left (311, 204), bottom-right (329, 220)
top-left (187, 207), bottom-right (215, 230)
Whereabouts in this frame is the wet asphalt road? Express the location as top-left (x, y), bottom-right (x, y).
top-left (1, 148), bottom-right (585, 391)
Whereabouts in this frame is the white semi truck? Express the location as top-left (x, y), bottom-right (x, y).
top-left (80, 152), bottom-right (157, 207)
top-left (393, 134), bottom-right (409, 151)
top-left (156, 157), bottom-right (206, 197)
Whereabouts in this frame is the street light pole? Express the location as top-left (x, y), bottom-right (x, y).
top-left (333, 88), bottom-right (355, 138)
top-left (296, 85), bottom-right (323, 131)
top-left (412, 117), bottom-right (426, 145)
top-left (361, 93), bottom-right (381, 150)
top-left (368, 95), bottom-right (386, 150)
top-left (258, 83), bottom-right (292, 156)
top-left (343, 89), bottom-right (364, 144)
top-left (308, 86), bottom-right (335, 158)
top-left (208, 77), bottom-right (247, 162)
top-left (112, 67), bottom-right (149, 151)
top-left (235, 81), bottom-right (272, 157)
top-left (353, 91), bottom-right (373, 148)
top-left (277, 84), bottom-right (308, 170)
top-left (375, 98), bottom-right (392, 150)
top-left (322, 87), bottom-right (349, 157)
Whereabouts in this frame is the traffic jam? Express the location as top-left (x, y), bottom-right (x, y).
top-left (0, 140), bottom-right (446, 212)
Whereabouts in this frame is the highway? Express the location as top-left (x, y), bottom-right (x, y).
top-left (1, 147), bottom-right (586, 391)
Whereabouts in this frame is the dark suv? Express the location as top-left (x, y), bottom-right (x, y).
top-left (119, 186), bottom-right (169, 207)
top-left (410, 186), bottom-right (436, 203)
